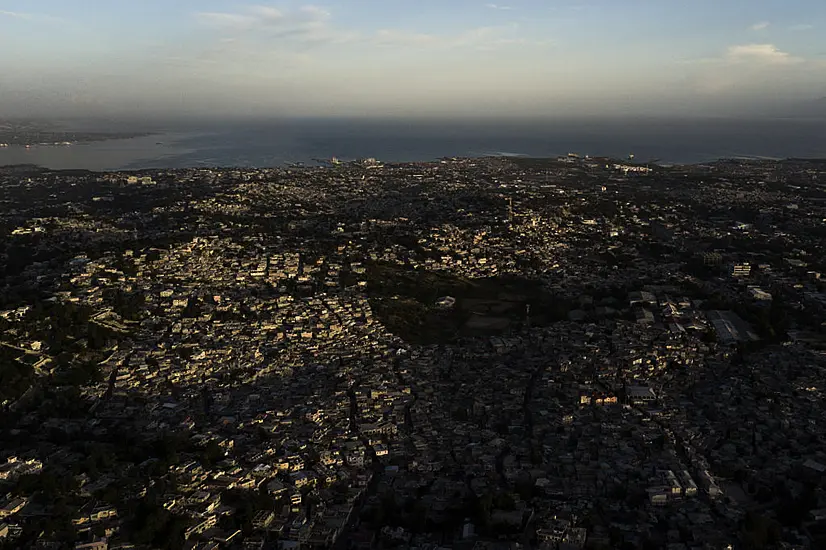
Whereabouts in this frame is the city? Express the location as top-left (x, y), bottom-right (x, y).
top-left (0, 155), bottom-right (825, 550)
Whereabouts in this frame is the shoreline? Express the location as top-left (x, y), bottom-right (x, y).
top-left (1, 118), bottom-right (824, 171)
top-left (0, 132), bottom-right (157, 149)
top-left (3, 154), bottom-right (825, 174)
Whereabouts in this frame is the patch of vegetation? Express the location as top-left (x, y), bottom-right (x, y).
top-left (362, 262), bottom-right (569, 344)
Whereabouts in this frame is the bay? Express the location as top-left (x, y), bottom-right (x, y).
top-left (1, 117), bottom-right (824, 171)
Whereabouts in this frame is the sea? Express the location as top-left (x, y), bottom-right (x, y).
top-left (1, 117), bottom-right (824, 171)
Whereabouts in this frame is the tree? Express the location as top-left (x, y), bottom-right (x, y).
top-left (741, 511), bottom-right (781, 549)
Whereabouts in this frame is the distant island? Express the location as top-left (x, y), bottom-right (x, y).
top-left (0, 120), bottom-right (153, 147)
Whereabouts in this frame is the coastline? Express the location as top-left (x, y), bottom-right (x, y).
top-left (0, 132), bottom-right (156, 149)
top-left (0, 118), bottom-right (824, 172)
top-left (3, 154), bottom-right (825, 175)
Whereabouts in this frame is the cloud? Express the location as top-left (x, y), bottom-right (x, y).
top-left (0, 10), bottom-right (70, 27)
top-left (684, 43), bottom-right (816, 96)
top-left (485, 3), bottom-right (513, 10)
top-left (0, 10), bottom-right (32, 19)
top-left (726, 43), bottom-right (801, 65)
top-left (196, 4), bottom-right (531, 53)
top-left (197, 12), bottom-right (257, 29)
top-left (195, 4), bottom-right (357, 47)
top-left (197, 4), bottom-right (331, 32)
top-left (247, 5), bottom-right (285, 21)
top-left (750, 22), bottom-right (769, 31)
top-left (299, 5), bottom-right (331, 19)
top-left (374, 29), bottom-right (440, 47)
top-left (372, 23), bottom-right (532, 51)
top-left (688, 44), bottom-right (804, 67)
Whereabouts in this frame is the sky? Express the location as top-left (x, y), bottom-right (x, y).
top-left (1, 0), bottom-right (825, 120)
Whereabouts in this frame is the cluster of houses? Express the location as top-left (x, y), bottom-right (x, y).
top-left (0, 156), bottom-right (824, 548)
